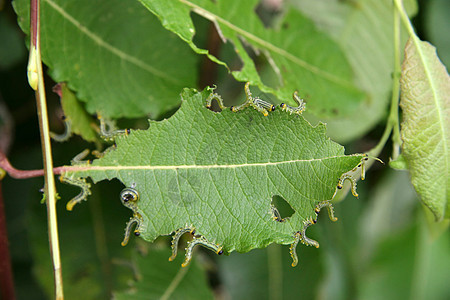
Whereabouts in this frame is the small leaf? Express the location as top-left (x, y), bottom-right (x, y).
top-left (63, 87), bottom-right (366, 264)
top-left (138, 0), bottom-right (365, 118)
top-left (389, 155), bottom-right (408, 170)
top-left (400, 38), bottom-right (450, 220)
top-left (13, 0), bottom-right (199, 118)
top-left (55, 83), bottom-right (100, 143)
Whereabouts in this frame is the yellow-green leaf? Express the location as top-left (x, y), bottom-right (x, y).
top-left (400, 38), bottom-right (450, 220)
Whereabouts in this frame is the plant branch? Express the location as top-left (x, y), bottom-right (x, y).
top-left (28, 0), bottom-right (64, 298)
top-left (393, 0), bottom-right (419, 40)
top-left (391, 5), bottom-right (402, 159)
top-left (0, 151), bottom-right (45, 179)
top-left (0, 151), bottom-right (93, 179)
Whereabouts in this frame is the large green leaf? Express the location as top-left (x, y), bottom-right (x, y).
top-left (400, 38), bottom-right (450, 221)
top-left (13, 0), bottom-right (199, 118)
top-left (137, 0), bottom-right (365, 119)
top-left (62, 87), bottom-right (365, 264)
top-left (293, 0), bottom-right (416, 142)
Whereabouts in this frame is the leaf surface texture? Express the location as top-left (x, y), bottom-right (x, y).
top-left (66, 88), bottom-right (364, 254)
top-left (14, 0), bottom-right (199, 118)
top-left (400, 38), bottom-right (450, 220)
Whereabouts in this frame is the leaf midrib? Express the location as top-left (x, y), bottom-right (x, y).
top-left (44, 0), bottom-right (181, 84)
top-left (409, 37), bottom-right (449, 186)
top-left (67, 155), bottom-right (353, 173)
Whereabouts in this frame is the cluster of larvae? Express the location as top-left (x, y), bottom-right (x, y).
top-left (206, 82), bottom-right (306, 116)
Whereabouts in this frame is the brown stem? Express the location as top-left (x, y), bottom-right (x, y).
top-left (0, 151), bottom-right (45, 178)
top-left (0, 183), bottom-right (16, 300)
top-left (198, 22), bottom-right (221, 89)
top-left (0, 151), bottom-right (92, 179)
top-left (30, 0), bottom-right (38, 47)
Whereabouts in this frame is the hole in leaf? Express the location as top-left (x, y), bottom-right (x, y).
top-left (206, 98), bottom-right (224, 112)
top-left (271, 195), bottom-right (294, 221)
top-left (238, 37), bottom-right (280, 89)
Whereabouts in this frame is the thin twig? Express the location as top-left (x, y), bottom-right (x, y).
top-left (0, 151), bottom-right (82, 179)
top-left (0, 151), bottom-right (45, 178)
top-left (368, 0), bottom-right (403, 159)
top-left (28, 0), bottom-right (64, 298)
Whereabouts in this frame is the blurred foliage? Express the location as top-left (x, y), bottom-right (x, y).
top-left (425, 0), bottom-right (450, 68)
top-left (115, 248), bottom-right (215, 300)
top-left (0, 10), bottom-right (25, 69)
top-left (0, 0), bottom-right (449, 299)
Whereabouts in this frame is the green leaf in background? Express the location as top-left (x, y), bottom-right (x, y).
top-left (426, 0), bottom-right (450, 69)
top-left (353, 169), bottom-right (450, 300)
top-left (13, 0), bottom-right (199, 118)
top-left (138, 0), bottom-right (365, 119)
top-left (358, 220), bottom-right (450, 300)
top-left (115, 248), bottom-right (214, 300)
top-left (293, 0), bottom-right (417, 142)
top-left (219, 243), bottom-right (323, 299)
top-left (400, 38), bottom-right (450, 221)
top-left (63, 87), bottom-right (365, 266)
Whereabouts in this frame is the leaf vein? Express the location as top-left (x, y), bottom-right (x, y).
top-left (80, 155), bottom-right (354, 174)
top-left (208, 169), bottom-right (247, 238)
top-left (44, 0), bottom-right (181, 84)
